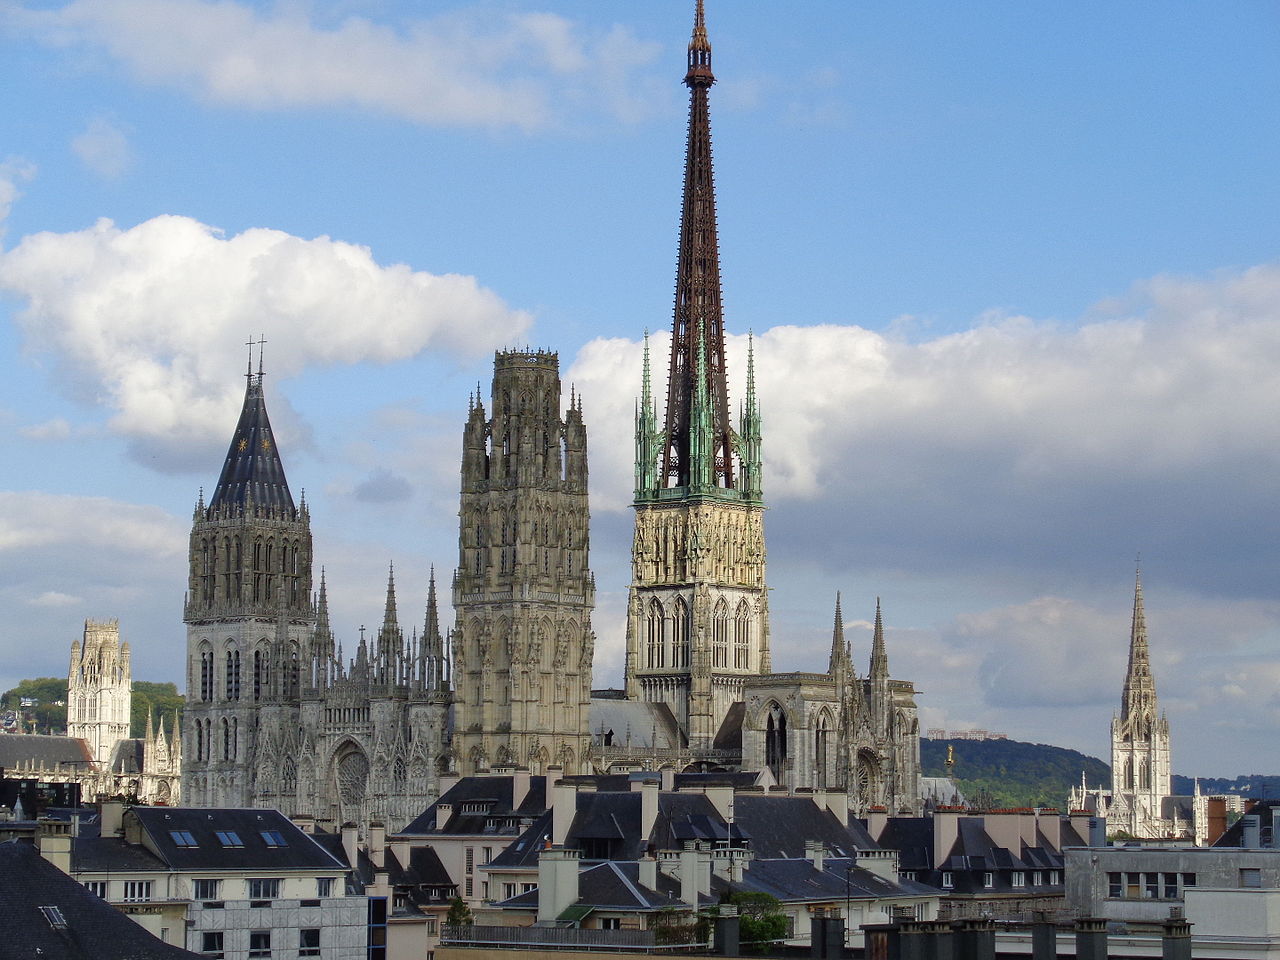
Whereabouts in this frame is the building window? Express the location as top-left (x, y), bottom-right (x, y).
top-left (503, 882), bottom-right (516, 900)
top-left (1145, 873), bottom-right (1159, 899)
top-left (259, 830), bottom-right (288, 848)
top-left (941, 872), bottom-right (953, 889)
top-left (1050, 871), bottom-right (1061, 885)
top-left (900, 871), bottom-right (915, 882)
top-left (215, 830), bottom-right (243, 848)
top-left (481, 881), bottom-right (489, 900)
top-left (122, 881), bottom-right (152, 902)
top-left (483, 846), bottom-right (492, 864)
top-left (1241, 868), bottom-right (1262, 889)
top-left (1032, 871), bottom-right (1043, 886)
top-left (170, 830), bottom-right (198, 847)
top-left (1164, 872), bottom-right (1179, 898)
top-left (193, 879), bottom-right (222, 901)
top-left (601, 917), bottom-right (622, 930)
top-left (84, 881), bottom-right (108, 899)
top-left (316, 877), bottom-right (334, 898)
top-left (38, 906), bottom-right (67, 929)
top-left (298, 929), bottom-right (320, 958)
top-left (248, 931), bottom-right (271, 958)
top-left (465, 847), bottom-right (474, 874)
top-left (465, 878), bottom-right (473, 898)
top-left (201, 932), bottom-right (224, 958)
top-left (983, 872), bottom-right (994, 889)
top-left (1011, 871), bottom-right (1025, 888)
top-left (522, 883), bottom-right (537, 893)
top-left (1182, 873), bottom-right (1196, 887)
top-left (1107, 872), bottom-right (1122, 898)
top-left (248, 878), bottom-right (281, 900)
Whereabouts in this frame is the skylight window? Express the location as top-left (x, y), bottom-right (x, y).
top-left (215, 830), bottom-right (244, 848)
top-left (170, 830), bottom-right (199, 847)
top-left (260, 830), bottom-right (288, 847)
top-left (38, 906), bottom-right (67, 929)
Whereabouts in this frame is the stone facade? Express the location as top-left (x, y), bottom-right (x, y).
top-left (453, 350), bottom-right (594, 775)
top-left (182, 365), bottom-right (450, 829)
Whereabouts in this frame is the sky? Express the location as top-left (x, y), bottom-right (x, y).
top-left (1, 0), bottom-right (1279, 779)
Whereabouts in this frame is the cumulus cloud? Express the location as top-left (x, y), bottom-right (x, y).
top-left (353, 468), bottom-right (414, 504)
top-left (0, 214), bottom-right (530, 468)
top-left (571, 265), bottom-right (1280, 596)
top-left (71, 116), bottom-right (132, 178)
top-left (15, 0), bottom-right (662, 130)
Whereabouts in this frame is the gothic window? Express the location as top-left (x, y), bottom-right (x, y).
top-left (225, 649), bottom-right (241, 701)
top-left (646, 600), bottom-right (665, 668)
top-left (336, 749), bottom-right (370, 806)
top-left (673, 598), bottom-right (690, 668)
top-left (287, 644), bottom-right (300, 698)
top-left (393, 759), bottom-right (407, 788)
top-left (233, 538), bottom-right (242, 599)
top-left (281, 757), bottom-right (297, 793)
top-left (231, 718), bottom-right (238, 760)
top-left (733, 601), bottom-right (751, 669)
top-left (195, 720), bottom-right (204, 762)
top-left (253, 648), bottom-right (266, 700)
top-left (815, 713), bottom-right (831, 789)
top-left (222, 718), bottom-right (231, 760)
top-left (1124, 759), bottom-right (1134, 790)
top-left (712, 600), bottom-right (729, 668)
top-left (1140, 760), bottom-right (1150, 790)
top-left (765, 703), bottom-right (787, 783)
top-left (199, 647), bottom-right (214, 702)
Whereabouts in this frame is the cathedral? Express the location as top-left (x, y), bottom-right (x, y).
top-left (180, 0), bottom-right (922, 826)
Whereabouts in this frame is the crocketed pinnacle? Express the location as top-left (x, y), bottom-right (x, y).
top-left (208, 358), bottom-right (295, 514)
top-left (828, 592), bottom-right (850, 675)
top-left (870, 597), bottom-right (889, 680)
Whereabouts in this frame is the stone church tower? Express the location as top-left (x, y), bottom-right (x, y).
top-left (182, 355), bottom-right (316, 808)
top-left (1108, 567), bottom-right (1172, 836)
top-left (68, 619), bottom-right (132, 765)
top-left (453, 349), bottom-right (594, 775)
top-left (623, 0), bottom-right (768, 751)
top-left (183, 353), bottom-right (450, 827)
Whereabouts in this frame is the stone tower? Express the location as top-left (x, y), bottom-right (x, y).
top-left (624, 0), bottom-right (769, 750)
top-left (1109, 567), bottom-right (1172, 836)
top-left (67, 619), bottom-right (132, 765)
top-left (453, 349), bottom-right (594, 775)
top-left (182, 351), bottom-right (315, 808)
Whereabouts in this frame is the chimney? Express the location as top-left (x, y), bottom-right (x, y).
top-left (99, 800), bottom-right (124, 838)
top-left (546, 764), bottom-right (564, 791)
top-left (341, 822), bottom-right (360, 872)
top-left (805, 840), bottom-right (825, 871)
top-left (703, 784), bottom-right (734, 822)
top-left (983, 811), bottom-right (1022, 854)
top-left (1243, 814), bottom-right (1261, 849)
top-left (1039, 813), bottom-right (1063, 852)
top-left (391, 841), bottom-right (411, 872)
top-left (661, 767), bottom-right (675, 792)
top-left (537, 847), bottom-right (581, 922)
top-left (821, 788), bottom-right (849, 827)
top-left (553, 780), bottom-right (577, 846)
top-left (934, 808), bottom-right (961, 866)
top-left (866, 807), bottom-right (889, 842)
top-left (438, 771), bottom-right (460, 797)
top-left (435, 803), bottom-right (453, 831)
top-left (638, 853), bottom-right (658, 891)
top-left (680, 844), bottom-right (700, 906)
top-left (1088, 816), bottom-right (1108, 847)
top-left (512, 767), bottom-right (531, 811)
top-left (368, 821), bottom-right (386, 870)
top-left (637, 777), bottom-right (659, 844)
top-left (37, 819), bottom-right (72, 874)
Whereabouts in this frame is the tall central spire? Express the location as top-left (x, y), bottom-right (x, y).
top-left (1120, 564), bottom-right (1156, 722)
top-left (662, 0), bottom-right (734, 490)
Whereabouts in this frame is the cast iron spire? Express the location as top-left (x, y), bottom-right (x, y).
top-left (662, 0), bottom-right (734, 490)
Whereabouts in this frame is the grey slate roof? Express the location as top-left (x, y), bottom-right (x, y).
top-left (208, 375), bottom-right (295, 513)
top-left (731, 795), bottom-right (873, 858)
top-left (0, 839), bottom-right (201, 959)
top-left (0, 734), bottom-right (94, 771)
top-left (400, 775), bottom-right (547, 836)
top-left (108, 739), bottom-right (145, 775)
top-left (129, 807), bottom-right (347, 871)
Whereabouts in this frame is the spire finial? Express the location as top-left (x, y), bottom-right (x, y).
top-left (687, 0), bottom-right (712, 86)
top-left (245, 335), bottom-right (255, 379)
top-left (828, 592), bottom-right (848, 675)
top-left (256, 334), bottom-right (266, 378)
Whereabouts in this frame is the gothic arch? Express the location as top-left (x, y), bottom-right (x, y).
top-left (332, 740), bottom-right (370, 809)
top-left (712, 599), bottom-right (729, 668)
top-left (855, 748), bottom-right (882, 808)
top-left (814, 707), bottom-right (835, 789)
top-left (764, 700), bottom-right (788, 783)
top-left (646, 599), bottom-right (665, 668)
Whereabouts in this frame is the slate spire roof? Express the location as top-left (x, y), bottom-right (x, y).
top-left (208, 353), bottom-right (295, 514)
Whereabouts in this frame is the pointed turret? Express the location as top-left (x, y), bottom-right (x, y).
top-left (420, 566), bottom-right (447, 692)
top-left (208, 355), bottom-right (295, 514)
top-left (738, 332), bottom-right (762, 501)
top-left (828, 592), bottom-right (851, 676)
top-left (377, 562), bottom-right (402, 683)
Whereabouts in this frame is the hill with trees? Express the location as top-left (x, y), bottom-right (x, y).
top-left (921, 737), bottom-right (1109, 809)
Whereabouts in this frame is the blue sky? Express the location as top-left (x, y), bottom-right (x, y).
top-left (2, 0), bottom-right (1280, 778)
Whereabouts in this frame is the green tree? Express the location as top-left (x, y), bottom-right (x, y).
top-left (1, 678), bottom-right (69, 734)
top-left (131, 681), bottom-right (184, 738)
top-left (721, 891), bottom-right (787, 952)
top-left (445, 896), bottom-right (474, 926)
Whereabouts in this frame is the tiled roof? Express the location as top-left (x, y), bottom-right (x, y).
top-left (0, 734), bottom-right (93, 771)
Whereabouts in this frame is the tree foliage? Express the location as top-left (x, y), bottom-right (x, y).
top-left (131, 681), bottom-right (184, 738)
top-left (1, 678), bottom-right (68, 734)
top-left (720, 891), bottom-right (788, 952)
top-left (445, 896), bottom-right (474, 926)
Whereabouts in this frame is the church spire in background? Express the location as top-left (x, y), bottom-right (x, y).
top-left (870, 597), bottom-right (889, 681)
top-left (1120, 562), bottom-right (1157, 722)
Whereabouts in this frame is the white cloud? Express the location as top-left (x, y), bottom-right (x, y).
top-left (71, 116), bottom-right (132, 178)
top-left (19, 418), bottom-right (73, 440)
top-left (16, 0), bottom-right (662, 131)
top-left (29, 590), bottom-right (82, 608)
top-left (0, 214), bottom-right (531, 468)
top-left (0, 157), bottom-right (36, 233)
